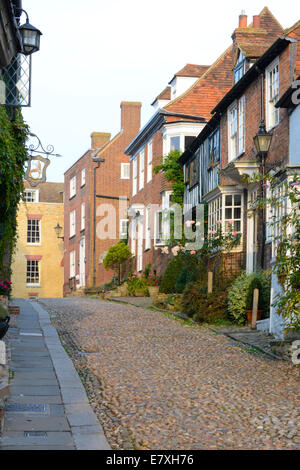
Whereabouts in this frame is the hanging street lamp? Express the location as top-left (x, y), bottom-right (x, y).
top-left (18, 9), bottom-right (42, 56)
top-left (253, 119), bottom-right (273, 270)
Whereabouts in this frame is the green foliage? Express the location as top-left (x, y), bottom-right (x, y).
top-left (228, 271), bottom-right (271, 325)
top-left (0, 107), bottom-right (29, 278)
top-left (127, 273), bottom-right (149, 296)
top-left (159, 253), bottom-right (198, 294)
top-left (103, 241), bottom-right (132, 271)
top-left (153, 150), bottom-right (184, 206)
top-left (0, 303), bottom-right (8, 320)
top-left (143, 264), bottom-right (152, 279)
top-left (175, 267), bottom-right (197, 294)
top-left (181, 279), bottom-right (232, 324)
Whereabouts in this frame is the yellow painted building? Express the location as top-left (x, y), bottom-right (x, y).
top-left (11, 182), bottom-right (64, 299)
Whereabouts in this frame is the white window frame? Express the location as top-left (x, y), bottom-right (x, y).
top-left (24, 189), bottom-right (39, 203)
top-left (70, 210), bottom-right (76, 238)
top-left (228, 98), bottom-right (245, 162)
top-left (70, 250), bottom-right (76, 279)
top-left (228, 102), bottom-right (238, 162)
top-left (81, 203), bottom-right (85, 231)
top-left (139, 149), bottom-right (145, 191)
top-left (145, 206), bottom-right (151, 250)
top-left (70, 176), bottom-right (76, 198)
top-left (131, 218), bottom-right (137, 256)
top-left (27, 219), bottom-right (41, 246)
top-left (132, 158), bottom-right (137, 196)
top-left (266, 57), bottom-right (280, 131)
top-left (120, 219), bottom-right (128, 239)
top-left (26, 260), bottom-right (40, 286)
top-left (208, 191), bottom-right (243, 242)
top-left (147, 140), bottom-right (153, 183)
top-left (81, 169), bottom-right (86, 187)
top-left (121, 163), bottom-right (130, 180)
top-left (238, 96), bottom-right (245, 154)
top-left (154, 210), bottom-right (164, 246)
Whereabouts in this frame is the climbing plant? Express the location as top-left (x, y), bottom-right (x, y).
top-left (0, 106), bottom-right (29, 278)
top-left (153, 150), bottom-right (184, 207)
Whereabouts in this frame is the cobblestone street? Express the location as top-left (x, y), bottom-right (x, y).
top-left (40, 298), bottom-right (300, 450)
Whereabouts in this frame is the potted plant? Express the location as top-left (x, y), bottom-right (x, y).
top-left (0, 304), bottom-right (10, 340)
top-left (147, 275), bottom-right (160, 297)
top-left (127, 273), bottom-right (149, 297)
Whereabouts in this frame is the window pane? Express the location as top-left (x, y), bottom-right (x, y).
top-left (170, 136), bottom-right (180, 151)
top-left (234, 208), bottom-right (241, 219)
top-left (234, 194), bottom-right (241, 206)
top-left (225, 195), bottom-right (232, 207)
top-left (234, 221), bottom-right (241, 232)
top-left (225, 208), bottom-right (232, 220)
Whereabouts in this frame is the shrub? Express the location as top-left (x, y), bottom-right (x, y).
top-left (103, 242), bottom-right (132, 284)
top-left (228, 271), bottom-right (271, 325)
top-left (127, 273), bottom-right (149, 296)
top-left (0, 303), bottom-right (8, 320)
top-left (175, 267), bottom-right (197, 294)
top-left (160, 253), bottom-right (198, 294)
top-left (181, 279), bottom-right (232, 324)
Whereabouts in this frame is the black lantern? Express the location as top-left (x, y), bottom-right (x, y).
top-left (253, 120), bottom-right (273, 156)
top-left (54, 223), bottom-right (64, 240)
top-left (19, 11), bottom-right (42, 55)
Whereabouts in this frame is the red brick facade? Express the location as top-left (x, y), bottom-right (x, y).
top-left (63, 102), bottom-right (141, 294)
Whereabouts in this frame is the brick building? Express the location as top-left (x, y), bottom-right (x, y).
top-left (180, 10), bottom-right (300, 337)
top-left (11, 182), bottom-right (64, 299)
top-left (63, 102), bottom-right (141, 295)
top-left (125, 51), bottom-right (237, 275)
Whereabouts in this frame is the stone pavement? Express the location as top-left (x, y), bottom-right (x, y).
top-left (41, 298), bottom-right (300, 450)
top-left (0, 299), bottom-right (110, 450)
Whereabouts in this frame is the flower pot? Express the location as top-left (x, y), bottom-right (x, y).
top-left (0, 316), bottom-right (10, 340)
top-left (148, 286), bottom-right (159, 298)
top-left (246, 310), bottom-right (263, 326)
top-left (135, 290), bottom-right (146, 297)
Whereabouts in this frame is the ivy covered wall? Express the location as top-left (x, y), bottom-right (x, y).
top-left (0, 106), bottom-right (29, 279)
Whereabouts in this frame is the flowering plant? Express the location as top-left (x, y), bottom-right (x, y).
top-left (247, 172), bottom-right (300, 331)
top-left (0, 279), bottom-right (12, 297)
top-left (147, 275), bottom-right (160, 287)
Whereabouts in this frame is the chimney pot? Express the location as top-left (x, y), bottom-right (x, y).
top-left (253, 15), bottom-right (260, 28)
top-left (239, 13), bottom-right (248, 28)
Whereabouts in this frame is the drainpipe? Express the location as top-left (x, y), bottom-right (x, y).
top-left (92, 151), bottom-right (105, 288)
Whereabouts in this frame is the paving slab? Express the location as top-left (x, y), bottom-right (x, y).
top-left (9, 386), bottom-right (61, 397)
top-left (5, 416), bottom-right (70, 432)
top-left (0, 299), bottom-right (111, 451)
top-left (65, 404), bottom-right (100, 427)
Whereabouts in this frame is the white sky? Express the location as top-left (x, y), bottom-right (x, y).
top-left (22, 0), bottom-right (299, 182)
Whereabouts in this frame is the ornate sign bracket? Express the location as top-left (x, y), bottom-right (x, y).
top-left (25, 133), bottom-right (62, 187)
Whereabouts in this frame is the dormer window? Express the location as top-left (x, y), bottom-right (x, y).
top-left (234, 51), bottom-right (246, 84)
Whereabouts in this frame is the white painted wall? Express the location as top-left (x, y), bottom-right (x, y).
top-left (170, 76), bottom-right (199, 100)
top-left (290, 104), bottom-right (300, 165)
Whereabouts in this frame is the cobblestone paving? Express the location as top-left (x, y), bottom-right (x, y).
top-left (40, 298), bottom-right (300, 450)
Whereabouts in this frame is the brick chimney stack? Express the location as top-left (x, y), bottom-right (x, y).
top-left (252, 15), bottom-right (260, 28)
top-left (120, 101), bottom-right (142, 134)
top-left (91, 132), bottom-right (111, 150)
top-left (239, 11), bottom-right (248, 28)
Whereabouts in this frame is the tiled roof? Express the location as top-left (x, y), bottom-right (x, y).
top-left (238, 43), bottom-right (275, 59)
top-left (24, 181), bottom-right (64, 203)
top-left (151, 86), bottom-right (171, 105)
top-left (164, 46), bottom-right (234, 121)
top-left (174, 64), bottom-right (210, 78)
